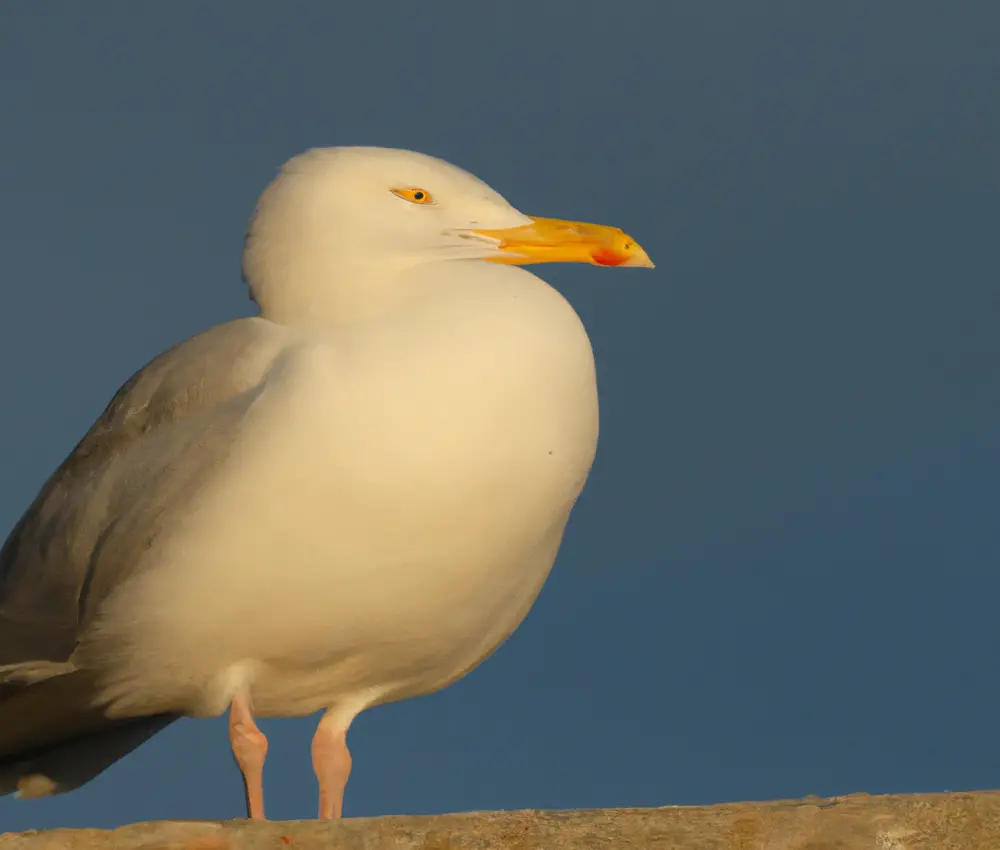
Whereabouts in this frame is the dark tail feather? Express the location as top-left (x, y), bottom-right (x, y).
top-left (0, 668), bottom-right (178, 797)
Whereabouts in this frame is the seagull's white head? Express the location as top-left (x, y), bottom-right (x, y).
top-left (242, 146), bottom-right (652, 323)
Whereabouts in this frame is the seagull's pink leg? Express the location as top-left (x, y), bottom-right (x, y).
top-left (229, 692), bottom-right (269, 820)
top-left (311, 711), bottom-right (352, 819)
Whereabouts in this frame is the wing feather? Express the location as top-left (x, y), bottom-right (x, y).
top-left (0, 316), bottom-right (286, 669)
top-left (0, 316), bottom-right (289, 780)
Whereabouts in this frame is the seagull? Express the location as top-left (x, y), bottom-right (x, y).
top-left (0, 146), bottom-right (652, 819)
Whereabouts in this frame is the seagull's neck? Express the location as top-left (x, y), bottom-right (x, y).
top-left (250, 255), bottom-right (452, 327)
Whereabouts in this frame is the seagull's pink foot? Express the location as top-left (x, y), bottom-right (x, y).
top-left (311, 713), bottom-right (352, 819)
top-left (229, 692), bottom-right (269, 820)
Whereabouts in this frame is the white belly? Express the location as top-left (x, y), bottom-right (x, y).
top-left (92, 268), bottom-right (598, 721)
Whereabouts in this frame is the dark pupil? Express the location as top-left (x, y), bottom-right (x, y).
top-left (413, 191), bottom-right (424, 200)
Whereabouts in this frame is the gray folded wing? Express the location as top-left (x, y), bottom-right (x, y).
top-left (0, 316), bottom-right (285, 792)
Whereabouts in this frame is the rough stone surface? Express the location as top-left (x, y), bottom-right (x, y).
top-left (3, 791), bottom-right (1000, 849)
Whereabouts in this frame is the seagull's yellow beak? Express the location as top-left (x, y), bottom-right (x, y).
top-left (470, 216), bottom-right (654, 268)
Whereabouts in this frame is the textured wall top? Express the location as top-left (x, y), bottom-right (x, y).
top-left (3, 791), bottom-right (1000, 849)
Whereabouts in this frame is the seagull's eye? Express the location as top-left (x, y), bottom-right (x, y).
top-left (391, 187), bottom-right (435, 205)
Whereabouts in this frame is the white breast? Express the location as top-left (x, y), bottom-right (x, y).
top-left (92, 265), bottom-right (598, 720)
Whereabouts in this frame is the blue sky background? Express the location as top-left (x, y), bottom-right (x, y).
top-left (1, 1), bottom-right (998, 831)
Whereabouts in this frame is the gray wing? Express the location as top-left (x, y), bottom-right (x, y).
top-left (0, 316), bottom-right (286, 788)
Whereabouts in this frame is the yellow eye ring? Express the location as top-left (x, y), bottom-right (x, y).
top-left (391, 187), bottom-right (435, 205)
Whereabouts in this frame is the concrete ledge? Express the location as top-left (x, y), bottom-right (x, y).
top-left (3, 791), bottom-right (999, 849)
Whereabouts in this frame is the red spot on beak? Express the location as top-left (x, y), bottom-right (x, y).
top-left (591, 248), bottom-right (626, 267)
